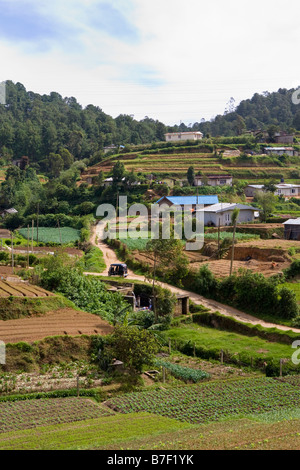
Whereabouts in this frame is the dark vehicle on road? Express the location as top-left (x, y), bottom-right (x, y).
top-left (108, 263), bottom-right (128, 277)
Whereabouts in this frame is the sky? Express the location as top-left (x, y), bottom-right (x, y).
top-left (0, 0), bottom-right (300, 125)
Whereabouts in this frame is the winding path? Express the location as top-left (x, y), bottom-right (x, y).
top-left (88, 222), bottom-right (300, 334)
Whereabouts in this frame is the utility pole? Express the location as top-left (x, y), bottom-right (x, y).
top-left (11, 231), bottom-right (14, 269)
top-left (27, 224), bottom-right (29, 268)
top-left (217, 219), bottom-right (221, 258)
top-left (31, 219), bottom-right (34, 254)
top-left (57, 219), bottom-right (62, 245)
top-left (36, 202), bottom-right (39, 245)
top-left (152, 250), bottom-right (157, 323)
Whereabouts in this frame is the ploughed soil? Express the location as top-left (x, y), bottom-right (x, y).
top-left (0, 308), bottom-right (113, 343)
top-left (189, 259), bottom-right (290, 278)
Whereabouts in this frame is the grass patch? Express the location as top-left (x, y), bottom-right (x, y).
top-left (282, 282), bottom-right (300, 304)
top-left (83, 246), bottom-right (106, 273)
top-left (164, 323), bottom-right (293, 362)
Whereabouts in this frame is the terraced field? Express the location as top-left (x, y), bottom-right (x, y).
top-left (80, 150), bottom-right (299, 181)
top-left (0, 307), bottom-right (113, 343)
top-left (0, 281), bottom-right (54, 298)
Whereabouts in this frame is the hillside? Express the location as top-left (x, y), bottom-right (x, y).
top-left (80, 139), bottom-right (300, 184)
top-left (1, 82), bottom-right (300, 175)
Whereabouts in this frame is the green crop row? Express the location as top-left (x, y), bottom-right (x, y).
top-left (155, 359), bottom-right (210, 383)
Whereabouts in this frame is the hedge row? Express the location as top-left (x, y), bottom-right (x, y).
top-left (0, 388), bottom-right (105, 403)
top-left (192, 312), bottom-right (300, 345)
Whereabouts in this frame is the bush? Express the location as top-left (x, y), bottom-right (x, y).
top-left (284, 260), bottom-right (300, 279)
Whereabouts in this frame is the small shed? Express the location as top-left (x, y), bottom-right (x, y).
top-left (174, 294), bottom-right (189, 316)
top-left (283, 218), bottom-right (300, 240)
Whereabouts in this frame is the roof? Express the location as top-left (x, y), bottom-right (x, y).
top-left (264, 147), bottom-right (294, 151)
top-left (247, 184), bottom-right (300, 189)
top-left (164, 131), bottom-right (203, 136)
top-left (2, 208), bottom-right (18, 214)
top-left (156, 195), bottom-right (219, 205)
top-left (195, 175), bottom-right (232, 179)
top-left (195, 203), bottom-right (259, 213)
top-left (283, 218), bottom-right (300, 225)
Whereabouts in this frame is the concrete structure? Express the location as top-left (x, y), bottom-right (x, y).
top-left (283, 218), bottom-right (300, 240)
top-left (174, 295), bottom-right (190, 316)
top-left (195, 203), bottom-right (259, 227)
top-left (194, 175), bottom-right (233, 187)
top-left (155, 195), bottom-right (219, 210)
top-left (274, 133), bottom-right (294, 145)
top-left (245, 184), bottom-right (300, 198)
top-left (164, 131), bottom-right (203, 142)
top-left (264, 147), bottom-right (297, 157)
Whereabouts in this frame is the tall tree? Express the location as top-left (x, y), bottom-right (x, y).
top-left (187, 166), bottom-right (195, 186)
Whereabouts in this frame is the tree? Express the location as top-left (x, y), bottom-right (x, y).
top-left (263, 180), bottom-right (277, 193)
top-left (112, 161), bottom-right (125, 183)
top-left (229, 208), bottom-right (240, 276)
top-left (187, 166), bottom-right (195, 186)
top-left (146, 239), bottom-right (189, 320)
top-left (60, 148), bottom-right (74, 170)
top-left (255, 192), bottom-right (276, 222)
top-left (111, 326), bottom-right (159, 373)
top-left (48, 153), bottom-right (64, 178)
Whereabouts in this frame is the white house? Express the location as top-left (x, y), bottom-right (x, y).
top-left (164, 131), bottom-right (203, 142)
top-left (264, 147), bottom-right (297, 157)
top-left (195, 203), bottom-right (259, 227)
top-left (194, 175), bottom-right (233, 187)
top-left (245, 184), bottom-right (300, 198)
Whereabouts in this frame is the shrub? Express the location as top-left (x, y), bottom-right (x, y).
top-left (284, 260), bottom-right (300, 279)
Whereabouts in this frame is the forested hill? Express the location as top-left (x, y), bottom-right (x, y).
top-left (1, 82), bottom-right (300, 169)
top-left (190, 87), bottom-right (300, 137)
top-left (0, 81), bottom-right (168, 166)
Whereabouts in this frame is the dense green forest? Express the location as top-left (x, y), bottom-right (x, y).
top-left (189, 87), bottom-right (300, 137)
top-left (1, 82), bottom-right (300, 173)
top-left (0, 81), bottom-right (168, 170)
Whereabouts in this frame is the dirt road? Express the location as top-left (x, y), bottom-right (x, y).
top-left (89, 222), bottom-right (300, 334)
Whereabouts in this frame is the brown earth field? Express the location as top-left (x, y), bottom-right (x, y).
top-left (0, 281), bottom-right (55, 298)
top-left (0, 308), bottom-right (113, 343)
top-left (190, 259), bottom-right (291, 278)
top-left (132, 250), bottom-right (290, 278)
top-left (132, 235), bottom-right (298, 278)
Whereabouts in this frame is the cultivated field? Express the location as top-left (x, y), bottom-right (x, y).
top-left (18, 227), bottom-right (80, 244)
top-left (80, 149), bottom-right (300, 182)
top-left (0, 308), bottom-right (113, 343)
top-left (106, 377), bottom-right (300, 425)
top-left (0, 398), bottom-right (113, 433)
top-left (0, 281), bottom-right (55, 298)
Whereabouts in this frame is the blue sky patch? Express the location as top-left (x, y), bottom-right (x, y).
top-left (88, 2), bottom-right (139, 43)
top-left (0, 1), bottom-right (61, 43)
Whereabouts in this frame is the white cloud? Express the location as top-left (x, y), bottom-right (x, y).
top-left (0, 0), bottom-right (300, 125)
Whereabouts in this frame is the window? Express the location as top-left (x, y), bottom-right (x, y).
top-left (219, 179), bottom-right (226, 185)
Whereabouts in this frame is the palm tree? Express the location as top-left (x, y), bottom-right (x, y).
top-left (229, 208), bottom-right (240, 276)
